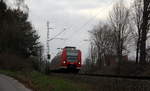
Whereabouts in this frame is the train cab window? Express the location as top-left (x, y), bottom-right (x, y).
top-left (67, 50), bottom-right (78, 62)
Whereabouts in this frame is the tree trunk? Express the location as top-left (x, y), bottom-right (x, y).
top-left (139, 0), bottom-right (149, 64)
top-left (140, 30), bottom-right (146, 64)
top-left (136, 40), bottom-right (140, 63)
top-left (117, 40), bottom-right (122, 74)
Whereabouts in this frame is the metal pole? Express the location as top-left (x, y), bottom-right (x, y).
top-left (47, 21), bottom-right (50, 56)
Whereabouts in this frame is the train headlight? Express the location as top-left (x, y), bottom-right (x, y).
top-left (78, 62), bottom-right (81, 64)
top-left (63, 61), bottom-right (66, 64)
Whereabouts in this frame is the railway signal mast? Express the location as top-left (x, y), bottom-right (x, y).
top-left (46, 21), bottom-right (67, 60)
top-left (47, 21), bottom-right (53, 60)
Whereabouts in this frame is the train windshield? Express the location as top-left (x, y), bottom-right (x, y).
top-left (67, 50), bottom-right (78, 62)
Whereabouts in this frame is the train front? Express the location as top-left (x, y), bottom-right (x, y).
top-left (61, 47), bottom-right (82, 72)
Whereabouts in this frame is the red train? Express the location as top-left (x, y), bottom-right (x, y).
top-left (50, 46), bottom-right (82, 73)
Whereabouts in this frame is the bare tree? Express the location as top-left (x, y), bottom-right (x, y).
top-left (81, 43), bottom-right (97, 73)
top-left (109, 1), bottom-right (130, 73)
top-left (130, 0), bottom-right (150, 64)
top-left (89, 42), bottom-right (97, 65)
top-left (90, 24), bottom-right (116, 68)
top-left (131, 0), bottom-right (143, 63)
top-left (139, 0), bottom-right (150, 64)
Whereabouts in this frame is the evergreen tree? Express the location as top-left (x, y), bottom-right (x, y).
top-left (0, 1), bottom-right (40, 57)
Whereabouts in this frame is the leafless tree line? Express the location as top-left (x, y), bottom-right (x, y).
top-left (85, 0), bottom-right (150, 73)
top-left (131, 0), bottom-right (150, 64)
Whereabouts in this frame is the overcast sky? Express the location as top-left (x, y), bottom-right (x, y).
top-left (25, 0), bottom-right (132, 61)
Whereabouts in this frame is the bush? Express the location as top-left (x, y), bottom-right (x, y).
top-left (0, 53), bottom-right (34, 71)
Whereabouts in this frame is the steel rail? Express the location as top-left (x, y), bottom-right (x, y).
top-left (78, 73), bottom-right (150, 80)
top-left (50, 71), bottom-right (150, 80)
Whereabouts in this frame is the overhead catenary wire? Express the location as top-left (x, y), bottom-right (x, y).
top-left (50, 7), bottom-right (104, 43)
top-left (48, 7), bottom-right (108, 49)
top-left (65, 8), bottom-right (104, 44)
top-left (50, 28), bottom-right (67, 41)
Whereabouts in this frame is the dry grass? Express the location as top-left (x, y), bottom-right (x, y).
top-left (0, 70), bottom-right (92, 91)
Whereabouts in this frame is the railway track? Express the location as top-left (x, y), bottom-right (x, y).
top-left (51, 72), bottom-right (150, 91)
top-left (79, 73), bottom-right (150, 80)
top-left (51, 72), bottom-right (150, 81)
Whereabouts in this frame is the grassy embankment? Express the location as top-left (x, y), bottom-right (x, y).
top-left (0, 70), bottom-right (92, 91)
